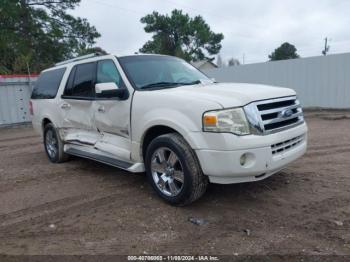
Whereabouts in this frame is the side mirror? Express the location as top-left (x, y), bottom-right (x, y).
top-left (95, 82), bottom-right (127, 99)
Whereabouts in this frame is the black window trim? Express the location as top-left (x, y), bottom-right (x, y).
top-left (61, 62), bottom-right (96, 100)
top-left (61, 59), bottom-right (129, 101)
top-left (60, 95), bottom-right (96, 101)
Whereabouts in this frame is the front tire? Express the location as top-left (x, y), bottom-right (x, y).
top-left (43, 123), bottom-right (69, 163)
top-left (145, 133), bottom-right (208, 206)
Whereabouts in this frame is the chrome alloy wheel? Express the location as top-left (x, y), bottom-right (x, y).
top-left (151, 147), bottom-right (185, 197)
top-left (45, 129), bottom-right (58, 159)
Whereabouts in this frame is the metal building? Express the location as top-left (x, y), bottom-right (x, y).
top-left (204, 52), bottom-right (350, 108)
top-left (0, 75), bottom-right (37, 126)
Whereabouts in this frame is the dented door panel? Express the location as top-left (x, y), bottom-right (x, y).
top-left (94, 132), bottom-right (131, 161)
top-left (92, 99), bottom-right (132, 161)
top-left (60, 128), bottom-right (100, 146)
top-left (61, 100), bottom-right (93, 129)
top-left (60, 99), bottom-right (99, 144)
top-left (93, 100), bottom-right (130, 138)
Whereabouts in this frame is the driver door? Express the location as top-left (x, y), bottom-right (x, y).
top-left (92, 59), bottom-right (132, 161)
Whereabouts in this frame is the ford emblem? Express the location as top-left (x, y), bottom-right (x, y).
top-left (281, 109), bottom-right (293, 118)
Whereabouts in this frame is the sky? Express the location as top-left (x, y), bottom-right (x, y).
top-left (70, 0), bottom-right (350, 64)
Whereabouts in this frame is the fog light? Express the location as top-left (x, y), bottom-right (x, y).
top-left (239, 152), bottom-right (255, 168)
top-left (240, 154), bottom-right (247, 166)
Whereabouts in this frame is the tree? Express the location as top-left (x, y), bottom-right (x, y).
top-left (139, 9), bottom-right (224, 62)
top-left (78, 46), bottom-right (108, 56)
top-left (268, 42), bottom-right (300, 61)
top-left (0, 0), bottom-right (100, 74)
top-left (228, 58), bottom-right (240, 66)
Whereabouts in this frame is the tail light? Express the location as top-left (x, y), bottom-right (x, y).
top-left (29, 100), bottom-right (33, 115)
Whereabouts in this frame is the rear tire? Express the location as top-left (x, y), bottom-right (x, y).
top-left (43, 123), bottom-right (69, 163)
top-left (145, 133), bottom-right (208, 206)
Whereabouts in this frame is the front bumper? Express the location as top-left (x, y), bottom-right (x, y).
top-left (194, 123), bottom-right (307, 184)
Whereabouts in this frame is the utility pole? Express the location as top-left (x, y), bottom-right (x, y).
top-left (242, 53), bottom-right (245, 64)
top-left (322, 37), bottom-right (330, 56)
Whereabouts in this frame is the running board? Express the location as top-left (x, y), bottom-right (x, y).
top-left (64, 145), bottom-right (145, 173)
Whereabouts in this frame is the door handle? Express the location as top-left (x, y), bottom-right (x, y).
top-left (98, 106), bottom-right (105, 113)
top-left (61, 103), bottom-right (71, 109)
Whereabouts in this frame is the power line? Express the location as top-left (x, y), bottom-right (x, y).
top-left (162, 0), bottom-right (264, 29)
top-left (90, 0), bottom-right (145, 16)
top-left (93, 0), bottom-right (264, 30)
top-left (89, 0), bottom-right (257, 40)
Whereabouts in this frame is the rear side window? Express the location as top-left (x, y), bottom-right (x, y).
top-left (63, 63), bottom-right (95, 98)
top-left (31, 68), bottom-right (66, 99)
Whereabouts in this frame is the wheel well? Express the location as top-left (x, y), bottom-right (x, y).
top-left (42, 118), bottom-right (52, 130)
top-left (142, 125), bottom-right (179, 159)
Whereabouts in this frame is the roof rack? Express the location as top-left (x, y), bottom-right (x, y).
top-left (55, 52), bottom-right (106, 66)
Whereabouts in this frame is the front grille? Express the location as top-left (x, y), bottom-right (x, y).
top-left (271, 135), bottom-right (305, 155)
top-left (257, 99), bottom-right (295, 111)
top-left (244, 96), bottom-right (304, 135)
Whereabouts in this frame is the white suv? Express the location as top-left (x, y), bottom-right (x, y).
top-left (31, 53), bottom-right (307, 205)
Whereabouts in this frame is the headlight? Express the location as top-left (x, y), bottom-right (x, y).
top-left (203, 108), bottom-right (250, 135)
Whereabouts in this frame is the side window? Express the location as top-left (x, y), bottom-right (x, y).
top-left (64, 63), bottom-right (95, 97)
top-left (97, 60), bottom-right (125, 88)
top-left (31, 67), bottom-right (66, 99)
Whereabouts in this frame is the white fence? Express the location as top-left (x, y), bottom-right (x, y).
top-left (0, 76), bottom-right (36, 126)
top-left (204, 52), bottom-right (350, 109)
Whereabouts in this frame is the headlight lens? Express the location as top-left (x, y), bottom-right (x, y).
top-left (203, 108), bottom-right (250, 135)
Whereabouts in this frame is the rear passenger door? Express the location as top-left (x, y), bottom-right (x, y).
top-left (60, 62), bottom-right (99, 144)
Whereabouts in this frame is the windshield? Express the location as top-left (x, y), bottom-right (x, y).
top-left (118, 55), bottom-right (212, 89)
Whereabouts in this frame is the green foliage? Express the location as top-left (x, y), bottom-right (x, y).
top-left (0, 0), bottom-right (101, 74)
top-left (228, 58), bottom-right (240, 66)
top-left (269, 42), bottom-right (300, 61)
top-left (78, 46), bottom-right (108, 56)
top-left (139, 9), bottom-right (224, 62)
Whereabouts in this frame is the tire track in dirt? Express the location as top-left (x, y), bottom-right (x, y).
top-left (0, 191), bottom-right (135, 231)
top-left (287, 196), bottom-right (350, 224)
top-left (0, 194), bottom-right (91, 226)
top-left (304, 147), bottom-right (350, 157)
top-left (307, 143), bottom-right (350, 151)
top-left (0, 142), bottom-right (41, 151)
top-left (0, 135), bottom-right (40, 144)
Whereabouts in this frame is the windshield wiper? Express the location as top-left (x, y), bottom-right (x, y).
top-left (178, 80), bottom-right (202, 86)
top-left (140, 82), bottom-right (181, 89)
top-left (140, 80), bottom-right (202, 89)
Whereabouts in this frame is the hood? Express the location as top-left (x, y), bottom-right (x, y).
top-left (164, 82), bottom-right (296, 108)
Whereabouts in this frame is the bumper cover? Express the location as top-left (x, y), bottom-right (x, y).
top-left (195, 123), bottom-right (307, 184)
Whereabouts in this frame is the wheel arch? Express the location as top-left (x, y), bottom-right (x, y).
top-left (141, 125), bottom-right (181, 161)
top-left (42, 118), bottom-right (53, 130)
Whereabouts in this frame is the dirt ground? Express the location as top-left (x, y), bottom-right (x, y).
top-left (0, 111), bottom-right (349, 256)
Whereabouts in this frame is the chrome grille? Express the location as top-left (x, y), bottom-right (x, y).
top-left (271, 135), bottom-right (305, 155)
top-left (244, 96), bottom-right (304, 135)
